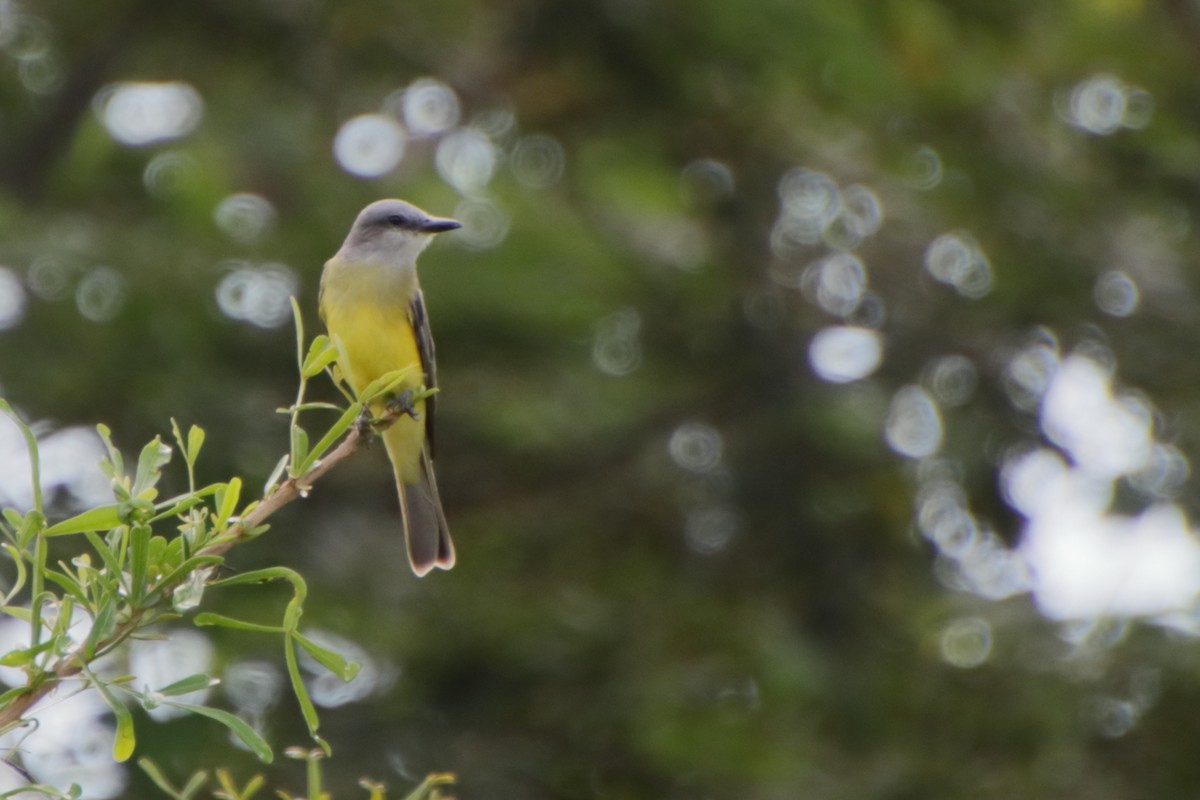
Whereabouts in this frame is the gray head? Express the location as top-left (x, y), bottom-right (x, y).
top-left (337, 199), bottom-right (461, 264)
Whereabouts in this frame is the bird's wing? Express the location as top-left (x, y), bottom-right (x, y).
top-left (409, 288), bottom-right (438, 456)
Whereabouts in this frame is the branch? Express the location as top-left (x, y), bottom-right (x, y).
top-left (0, 424), bottom-right (366, 730)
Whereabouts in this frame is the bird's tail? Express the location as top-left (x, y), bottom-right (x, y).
top-left (383, 426), bottom-right (455, 576)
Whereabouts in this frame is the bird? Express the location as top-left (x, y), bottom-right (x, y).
top-left (319, 199), bottom-right (460, 576)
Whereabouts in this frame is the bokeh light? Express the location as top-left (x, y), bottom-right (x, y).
top-left (452, 198), bottom-right (511, 250)
top-left (668, 422), bottom-right (723, 473)
top-left (1062, 74), bottom-right (1153, 135)
top-left (0, 416), bottom-right (110, 511)
top-left (225, 660), bottom-right (284, 731)
top-left (592, 307), bottom-right (642, 377)
top-left (215, 261), bottom-right (298, 328)
top-left (940, 617), bottom-right (992, 669)
top-left (801, 252), bottom-right (868, 316)
top-left (680, 158), bottom-right (735, 205)
top-left (808, 326), bottom-right (883, 383)
top-left (684, 505), bottom-right (740, 555)
top-left (74, 266), bottom-right (125, 322)
top-left (435, 127), bottom-right (497, 195)
top-left (97, 81), bottom-right (203, 147)
top-left (332, 113), bottom-right (406, 178)
top-left (884, 386), bottom-right (942, 458)
top-left (904, 145), bottom-right (943, 190)
top-left (1094, 270), bottom-right (1139, 317)
top-left (142, 151), bottom-right (196, 199)
top-left (1040, 354), bottom-right (1152, 479)
top-left (924, 231), bottom-right (993, 298)
top-left (925, 354), bottom-right (978, 407)
top-left (0, 266), bottom-right (27, 329)
top-left (394, 77), bottom-right (460, 137)
top-left (510, 134), bottom-right (566, 188)
top-left (214, 192), bottom-right (277, 244)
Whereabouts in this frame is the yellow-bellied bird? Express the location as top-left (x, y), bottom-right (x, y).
top-left (320, 199), bottom-right (460, 576)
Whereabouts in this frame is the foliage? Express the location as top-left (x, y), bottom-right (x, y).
top-left (3, 0), bottom-right (1200, 798)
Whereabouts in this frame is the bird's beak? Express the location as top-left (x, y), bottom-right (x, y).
top-left (420, 217), bottom-right (462, 234)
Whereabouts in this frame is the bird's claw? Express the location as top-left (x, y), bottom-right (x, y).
top-left (384, 389), bottom-right (421, 422)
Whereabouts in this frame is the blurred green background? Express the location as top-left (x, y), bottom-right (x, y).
top-left (4, 0), bottom-right (1200, 796)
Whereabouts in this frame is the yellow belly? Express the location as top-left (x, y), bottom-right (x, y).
top-left (322, 289), bottom-right (426, 481)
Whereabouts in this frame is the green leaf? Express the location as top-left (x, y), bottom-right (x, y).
top-left (43, 505), bottom-right (122, 537)
top-left (284, 634), bottom-right (321, 740)
top-left (358, 367), bottom-right (419, 404)
top-left (296, 402), bottom-right (362, 475)
top-left (193, 613), bottom-right (285, 634)
top-left (301, 334), bottom-right (340, 378)
top-left (84, 664), bottom-right (136, 762)
top-left (157, 673), bottom-right (218, 696)
top-left (95, 423), bottom-right (125, 483)
top-left (289, 426), bottom-right (309, 477)
top-left (0, 399), bottom-right (43, 515)
top-left (215, 478), bottom-right (242, 529)
top-left (2, 506), bottom-right (25, 534)
top-left (83, 529), bottom-right (122, 577)
top-left (128, 524), bottom-right (150, 604)
top-left (42, 571), bottom-right (88, 609)
top-left (283, 402), bottom-right (346, 413)
top-left (291, 295), bottom-right (305, 369)
top-left (133, 436), bottom-right (172, 496)
top-left (0, 637), bottom-right (53, 666)
top-left (187, 426), bottom-right (205, 467)
top-left (211, 565), bottom-right (305, 591)
top-left (83, 599), bottom-right (119, 660)
top-left (292, 631), bottom-right (361, 682)
top-left (165, 701), bottom-right (273, 763)
top-left (138, 756), bottom-right (207, 800)
top-left (263, 454), bottom-right (289, 496)
top-left (1, 543), bottom-right (27, 604)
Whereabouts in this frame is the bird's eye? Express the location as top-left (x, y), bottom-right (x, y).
top-left (387, 214), bottom-right (405, 227)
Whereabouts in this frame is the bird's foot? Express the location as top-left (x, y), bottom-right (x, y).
top-left (369, 389), bottom-right (421, 432)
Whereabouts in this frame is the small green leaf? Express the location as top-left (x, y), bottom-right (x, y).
top-left (211, 565), bottom-right (305, 592)
top-left (138, 755), bottom-right (207, 800)
top-left (215, 478), bottom-right (243, 529)
top-left (2, 506), bottom-right (24, 532)
top-left (358, 367), bottom-right (418, 404)
top-left (181, 770), bottom-right (211, 800)
top-left (193, 613), bottom-right (285, 634)
top-left (263, 454), bottom-right (289, 496)
top-left (0, 399), bottom-right (44, 515)
top-left (291, 295), bottom-right (305, 369)
top-left (133, 437), bottom-right (172, 496)
top-left (157, 673), bottom-right (218, 696)
top-left (284, 634), bottom-right (321, 740)
top-left (292, 631), bottom-right (361, 681)
top-left (296, 402), bottom-right (362, 475)
top-left (96, 423), bottom-right (125, 480)
top-left (84, 529), bottom-right (123, 576)
top-left (83, 599), bottom-right (118, 660)
top-left (289, 427), bottom-right (309, 477)
top-left (1, 543), bottom-right (27, 604)
top-left (85, 664), bottom-right (136, 762)
top-left (186, 425), bottom-right (205, 467)
top-left (44, 504), bottom-right (122, 536)
top-left (166, 701), bottom-right (273, 763)
top-left (128, 523), bottom-right (151, 604)
top-left (0, 637), bottom-right (53, 666)
top-left (301, 335), bottom-right (340, 378)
